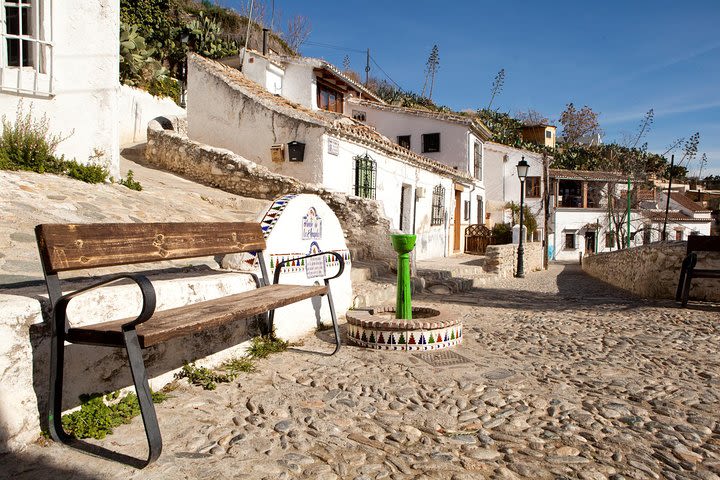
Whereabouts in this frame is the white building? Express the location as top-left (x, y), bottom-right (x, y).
top-left (187, 54), bottom-right (476, 259)
top-left (345, 99), bottom-right (491, 253)
top-left (484, 142), bottom-right (548, 235)
top-left (0, 0), bottom-right (120, 176)
top-left (549, 170), bottom-right (713, 261)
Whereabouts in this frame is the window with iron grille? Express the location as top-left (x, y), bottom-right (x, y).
top-left (477, 196), bottom-right (484, 224)
top-left (463, 200), bottom-right (470, 221)
top-left (605, 231), bottom-right (615, 247)
top-left (1, 0), bottom-right (53, 96)
top-left (422, 133), bottom-right (440, 153)
top-left (397, 135), bottom-right (411, 150)
top-left (473, 142), bottom-right (482, 179)
top-left (431, 185), bottom-right (445, 226)
top-left (354, 153), bottom-right (376, 199)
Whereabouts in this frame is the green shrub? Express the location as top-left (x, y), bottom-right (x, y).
top-left (119, 169), bottom-right (143, 191)
top-left (0, 103), bottom-right (68, 174)
top-left (64, 159), bottom-right (109, 184)
top-left (491, 223), bottom-right (512, 245)
top-left (175, 363), bottom-right (237, 390)
top-left (147, 76), bottom-right (181, 104)
top-left (247, 335), bottom-right (288, 359)
top-left (61, 390), bottom-right (168, 440)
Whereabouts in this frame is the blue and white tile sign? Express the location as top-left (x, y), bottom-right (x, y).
top-left (256, 194), bottom-right (352, 340)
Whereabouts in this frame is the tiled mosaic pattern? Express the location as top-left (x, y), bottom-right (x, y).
top-left (347, 324), bottom-right (463, 351)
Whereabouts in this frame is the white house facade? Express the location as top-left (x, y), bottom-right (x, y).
top-left (0, 0), bottom-right (120, 176)
top-left (484, 142), bottom-right (548, 234)
top-left (187, 54), bottom-right (475, 259)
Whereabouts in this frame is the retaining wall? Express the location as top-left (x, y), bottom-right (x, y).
top-left (145, 117), bottom-right (395, 262)
top-left (582, 241), bottom-right (720, 301)
top-left (484, 242), bottom-right (543, 278)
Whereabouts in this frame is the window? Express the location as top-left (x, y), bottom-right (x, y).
top-left (463, 200), bottom-right (470, 221)
top-left (422, 133), bottom-right (440, 153)
top-left (477, 196), bottom-right (484, 224)
top-left (643, 227), bottom-right (651, 245)
top-left (431, 185), bottom-right (445, 226)
top-left (354, 154), bottom-right (376, 199)
top-left (317, 81), bottom-right (343, 113)
top-left (526, 176), bottom-right (541, 198)
top-left (473, 142), bottom-right (482, 179)
top-left (565, 233), bottom-right (576, 249)
top-left (605, 231), bottom-right (615, 247)
top-left (675, 230), bottom-right (683, 241)
top-left (545, 130), bottom-right (553, 139)
top-left (1, 0), bottom-right (53, 95)
top-left (397, 135), bottom-right (411, 150)
top-left (352, 110), bottom-right (366, 121)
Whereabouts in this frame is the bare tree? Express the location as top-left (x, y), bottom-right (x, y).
top-left (238, 0), bottom-right (268, 27)
top-left (421, 45), bottom-right (440, 100)
top-left (515, 108), bottom-right (549, 126)
top-left (283, 15), bottom-right (311, 52)
top-left (342, 54), bottom-right (351, 72)
top-left (559, 103), bottom-right (602, 144)
top-left (487, 68), bottom-right (505, 110)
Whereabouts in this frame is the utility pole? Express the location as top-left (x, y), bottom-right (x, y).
top-left (365, 48), bottom-right (370, 85)
top-left (662, 154), bottom-right (675, 240)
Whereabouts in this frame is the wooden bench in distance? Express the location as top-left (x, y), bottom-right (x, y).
top-left (35, 222), bottom-right (345, 468)
top-left (676, 235), bottom-right (720, 307)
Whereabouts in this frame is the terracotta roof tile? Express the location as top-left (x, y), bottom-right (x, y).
top-left (643, 210), bottom-right (710, 222)
top-left (670, 192), bottom-right (711, 212)
top-left (349, 98), bottom-right (493, 140)
top-left (189, 54), bottom-right (473, 183)
top-left (550, 169), bottom-right (627, 182)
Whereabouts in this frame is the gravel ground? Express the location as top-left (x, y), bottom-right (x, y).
top-left (2, 264), bottom-right (719, 480)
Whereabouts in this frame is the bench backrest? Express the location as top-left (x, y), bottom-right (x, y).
top-left (36, 222), bottom-right (266, 274)
top-left (687, 235), bottom-right (720, 254)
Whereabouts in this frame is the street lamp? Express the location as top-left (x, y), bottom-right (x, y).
top-left (179, 33), bottom-right (190, 109)
top-left (516, 157), bottom-right (529, 278)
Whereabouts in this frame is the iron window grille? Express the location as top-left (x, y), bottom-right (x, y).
top-left (431, 185), bottom-right (445, 226)
top-left (354, 153), bottom-right (376, 199)
top-left (464, 200), bottom-right (470, 221)
top-left (422, 133), bottom-right (440, 153)
top-left (473, 142), bottom-right (482, 179)
top-left (397, 135), bottom-right (411, 150)
top-left (477, 196), bottom-right (484, 224)
top-left (0, 0), bottom-right (54, 96)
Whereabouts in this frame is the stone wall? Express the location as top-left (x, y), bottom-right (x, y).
top-left (484, 241), bottom-right (544, 278)
top-left (146, 117), bottom-right (395, 262)
top-left (582, 241), bottom-right (720, 301)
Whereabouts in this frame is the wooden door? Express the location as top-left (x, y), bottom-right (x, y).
top-left (453, 191), bottom-right (462, 252)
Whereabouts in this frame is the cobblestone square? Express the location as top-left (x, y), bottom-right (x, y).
top-left (2, 264), bottom-right (719, 480)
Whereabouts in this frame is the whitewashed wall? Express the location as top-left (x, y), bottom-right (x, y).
top-left (118, 85), bottom-right (185, 145)
top-left (484, 142), bottom-right (546, 227)
top-left (321, 134), bottom-right (461, 259)
top-left (0, 1), bottom-right (120, 176)
top-left (187, 58), bottom-right (326, 184)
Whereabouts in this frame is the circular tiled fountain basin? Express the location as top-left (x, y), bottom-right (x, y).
top-left (346, 306), bottom-right (462, 352)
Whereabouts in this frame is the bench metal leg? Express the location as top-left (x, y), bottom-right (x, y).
top-left (681, 254), bottom-right (698, 307)
top-left (324, 279), bottom-right (341, 356)
top-left (676, 256), bottom-right (690, 302)
top-left (48, 310), bottom-right (72, 446)
top-left (123, 328), bottom-right (163, 467)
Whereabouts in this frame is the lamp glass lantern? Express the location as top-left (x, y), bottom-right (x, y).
top-left (516, 158), bottom-right (529, 181)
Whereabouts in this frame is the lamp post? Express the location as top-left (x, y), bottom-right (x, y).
top-left (516, 157), bottom-right (529, 278)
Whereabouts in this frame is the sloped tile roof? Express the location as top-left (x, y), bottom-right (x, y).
top-left (642, 210), bottom-right (710, 222)
top-left (550, 169), bottom-right (627, 182)
top-left (349, 98), bottom-right (493, 140)
top-left (670, 192), bottom-right (711, 212)
top-left (189, 54), bottom-right (473, 183)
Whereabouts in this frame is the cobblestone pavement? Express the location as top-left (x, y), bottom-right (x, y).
top-left (3, 265), bottom-right (719, 480)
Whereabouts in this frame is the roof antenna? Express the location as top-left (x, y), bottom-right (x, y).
top-left (239, 0), bottom-right (254, 72)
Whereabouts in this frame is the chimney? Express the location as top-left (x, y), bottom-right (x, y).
top-left (262, 28), bottom-right (269, 55)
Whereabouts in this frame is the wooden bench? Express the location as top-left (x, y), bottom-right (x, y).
top-left (675, 235), bottom-right (720, 307)
top-left (35, 222), bottom-right (345, 468)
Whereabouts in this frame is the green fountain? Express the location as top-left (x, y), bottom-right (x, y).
top-left (345, 233), bottom-right (462, 352)
top-left (390, 233), bottom-right (416, 319)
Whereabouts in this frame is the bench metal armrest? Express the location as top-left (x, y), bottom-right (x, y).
top-left (54, 274), bottom-right (157, 331)
top-left (273, 251), bottom-right (345, 285)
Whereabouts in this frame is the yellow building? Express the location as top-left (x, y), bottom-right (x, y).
top-left (520, 124), bottom-right (557, 148)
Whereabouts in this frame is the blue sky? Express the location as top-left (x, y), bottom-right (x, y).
top-left (223, 0), bottom-right (720, 176)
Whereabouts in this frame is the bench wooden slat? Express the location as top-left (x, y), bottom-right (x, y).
top-left (689, 269), bottom-right (720, 278)
top-left (66, 284), bottom-right (328, 348)
top-left (687, 235), bottom-right (720, 253)
top-left (35, 222), bottom-right (266, 273)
